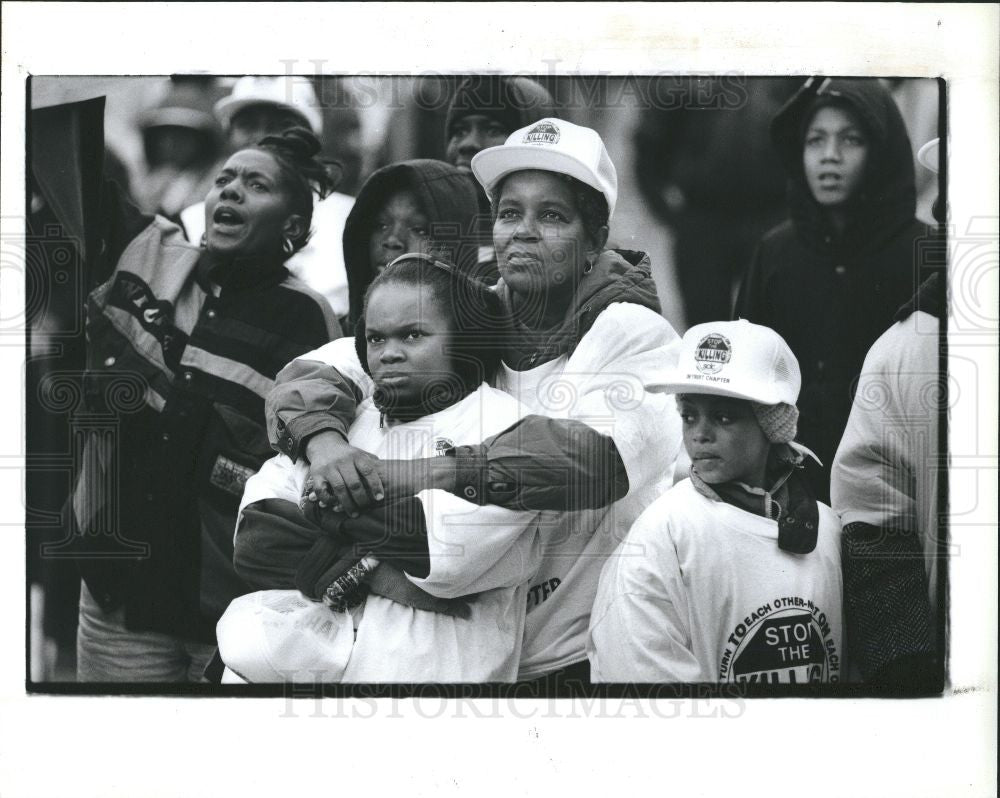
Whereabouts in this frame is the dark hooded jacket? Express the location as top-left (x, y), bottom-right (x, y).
top-left (734, 78), bottom-right (931, 501)
top-left (342, 159), bottom-right (480, 331)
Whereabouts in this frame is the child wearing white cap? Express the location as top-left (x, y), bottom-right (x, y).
top-left (588, 320), bottom-right (844, 684)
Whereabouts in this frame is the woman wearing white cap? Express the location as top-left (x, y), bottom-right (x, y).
top-left (266, 118), bottom-right (682, 684)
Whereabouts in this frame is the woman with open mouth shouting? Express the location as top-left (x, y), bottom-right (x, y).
top-left (68, 124), bottom-right (342, 682)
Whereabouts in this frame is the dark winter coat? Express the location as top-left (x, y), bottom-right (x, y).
top-left (735, 78), bottom-right (931, 500)
top-left (42, 98), bottom-right (341, 643)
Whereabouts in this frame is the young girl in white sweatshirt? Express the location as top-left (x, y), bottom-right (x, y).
top-left (217, 254), bottom-right (541, 683)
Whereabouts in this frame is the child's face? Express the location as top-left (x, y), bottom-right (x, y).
top-left (368, 189), bottom-right (432, 275)
top-left (678, 395), bottom-right (771, 489)
top-left (802, 105), bottom-right (869, 208)
top-left (363, 281), bottom-right (455, 409)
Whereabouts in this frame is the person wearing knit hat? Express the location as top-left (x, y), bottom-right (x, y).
top-left (588, 319), bottom-right (845, 684)
top-left (443, 76), bottom-right (556, 282)
top-left (444, 76), bottom-right (556, 174)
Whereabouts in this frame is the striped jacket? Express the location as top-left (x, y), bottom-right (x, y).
top-left (72, 216), bottom-right (340, 642)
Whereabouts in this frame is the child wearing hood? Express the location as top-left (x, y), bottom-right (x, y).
top-left (588, 320), bottom-right (844, 684)
top-left (341, 159), bottom-right (480, 332)
top-left (735, 78), bottom-right (930, 502)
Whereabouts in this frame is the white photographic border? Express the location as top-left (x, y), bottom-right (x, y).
top-left (1, 3), bottom-right (996, 796)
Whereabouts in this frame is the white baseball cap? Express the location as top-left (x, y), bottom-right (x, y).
top-left (214, 76), bottom-right (323, 135)
top-left (470, 117), bottom-right (618, 219)
top-left (648, 319), bottom-right (801, 405)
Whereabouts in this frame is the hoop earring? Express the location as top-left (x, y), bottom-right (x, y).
top-left (282, 238), bottom-right (294, 256)
top-left (583, 259), bottom-right (594, 275)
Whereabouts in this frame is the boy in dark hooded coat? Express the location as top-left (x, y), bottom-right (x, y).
top-left (735, 77), bottom-right (931, 502)
top-left (341, 159), bottom-right (480, 332)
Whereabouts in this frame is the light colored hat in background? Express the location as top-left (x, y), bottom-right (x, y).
top-left (648, 319), bottom-right (801, 406)
top-left (137, 78), bottom-right (225, 134)
top-left (917, 137), bottom-right (940, 174)
top-left (213, 76), bottom-right (323, 135)
top-left (471, 117), bottom-right (618, 219)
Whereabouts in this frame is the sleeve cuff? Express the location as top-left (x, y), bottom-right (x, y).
top-left (276, 412), bottom-right (350, 460)
top-left (450, 444), bottom-right (490, 505)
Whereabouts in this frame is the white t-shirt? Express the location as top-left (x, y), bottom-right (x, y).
top-left (221, 384), bottom-right (542, 683)
top-left (588, 479), bottom-right (844, 684)
top-left (181, 192), bottom-right (354, 318)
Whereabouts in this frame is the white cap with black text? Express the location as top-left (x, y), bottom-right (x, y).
top-left (470, 117), bottom-right (618, 219)
top-left (647, 319), bottom-right (801, 406)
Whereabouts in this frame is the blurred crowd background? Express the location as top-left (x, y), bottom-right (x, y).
top-left (26, 74), bottom-right (940, 681)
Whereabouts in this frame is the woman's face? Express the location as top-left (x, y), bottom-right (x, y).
top-left (803, 105), bottom-right (870, 208)
top-left (203, 149), bottom-right (301, 259)
top-left (368, 189), bottom-right (432, 275)
top-left (363, 281), bottom-right (455, 409)
top-left (493, 170), bottom-right (599, 303)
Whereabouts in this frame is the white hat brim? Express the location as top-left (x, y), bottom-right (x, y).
top-left (647, 373), bottom-right (790, 405)
top-left (472, 144), bottom-right (609, 210)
